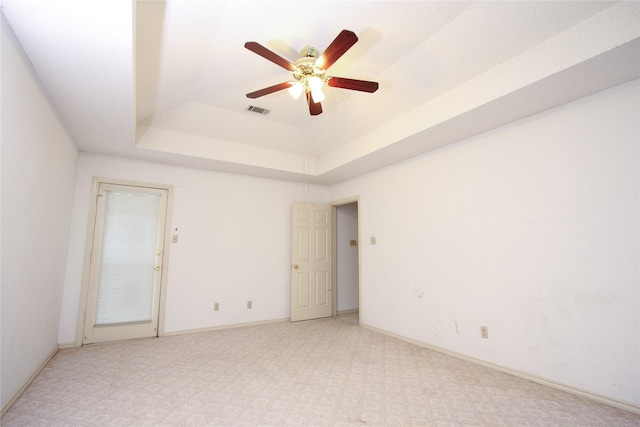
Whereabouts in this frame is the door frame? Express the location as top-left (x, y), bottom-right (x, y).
top-left (74, 177), bottom-right (173, 346)
top-left (331, 196), bottom-right (360, 322)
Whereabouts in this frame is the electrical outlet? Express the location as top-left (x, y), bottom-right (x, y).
top-left (480, 326), bottom-right (489, 339)
top-left (213, 302), bottom-right (219, 311)
top-left (247, 300), bottom-right (252, 309)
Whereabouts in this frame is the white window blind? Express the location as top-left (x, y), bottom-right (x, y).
top-left (95, 190), bottom-right (160, 326)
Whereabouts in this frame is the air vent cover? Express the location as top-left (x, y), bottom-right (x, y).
top-left (247, 105), bottom-right (270, 115)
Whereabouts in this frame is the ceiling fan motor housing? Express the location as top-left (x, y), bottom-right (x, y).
top-left (300, 45), bottom-right (319, 58)
top-left (293, 46), bottom-right (326, 87)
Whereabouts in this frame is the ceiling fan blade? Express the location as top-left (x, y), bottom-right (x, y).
top-left (244, 41), bottom-right (295, 71)
top-left (306, 92), bottom-right (323, 115)
top-left (246, 82), bottom-right (291, 99)
top-left (327, 77), bottom-right (379, 93)
top-left (316, 29), bottom-right (358, 70)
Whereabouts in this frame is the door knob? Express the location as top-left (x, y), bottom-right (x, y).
top-left (154, 265), bottom-right (160, 271)
top-left (293, 264), bottom-right (299, 269)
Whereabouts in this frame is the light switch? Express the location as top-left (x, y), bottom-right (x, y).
top-left (172, 235), bottom-right (178, 244)
top-left (370, 236), bottom-right (376, 245)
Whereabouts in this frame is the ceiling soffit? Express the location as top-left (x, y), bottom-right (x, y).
top-left (2, 1), bottom-right (639, 184)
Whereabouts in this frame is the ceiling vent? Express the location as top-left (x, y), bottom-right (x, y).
top-left (246, 105), bottom-right (270, 115)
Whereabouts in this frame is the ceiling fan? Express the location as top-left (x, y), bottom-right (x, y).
top-left (245, 30), bottom-right (379, 116)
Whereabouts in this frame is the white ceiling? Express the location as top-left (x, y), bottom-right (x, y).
top-left (3, 1), bottom-right (639, 184)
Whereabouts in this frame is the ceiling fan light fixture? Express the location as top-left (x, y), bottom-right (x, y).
top-left (308, 75), bottom-right (323, 91)
top-left (288, 82), bottom-right (304, 99)
top-left (311, 88), bottom-right (325, 103)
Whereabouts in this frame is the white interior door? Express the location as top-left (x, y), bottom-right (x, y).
top-left (83, 183), bottom-right (168, 344)
top-left (291, 202), bottom-right (333, 322)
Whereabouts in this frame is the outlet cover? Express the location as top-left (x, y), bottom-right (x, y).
top-left (480, 326), bottom-right (489, 339)
top-left (213, 302), bottom-right (219, 311)
top-left (247, 300), bottom-right (252, 309)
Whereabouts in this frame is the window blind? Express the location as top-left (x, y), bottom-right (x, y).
top-left (95, 190), bottom-right (160, 325)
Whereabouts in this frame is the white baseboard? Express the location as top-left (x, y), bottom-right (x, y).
top-left (337, 309), bottom-right (359, 315)
top-left (362, 323), bottom-right (640, 415)
top-left (62, 319), bottom-right (291, 345)
top-left (162, 317), bottom-right (290, 337)
top-left (58, 341), bottom-right (79, 350)
top-left (1, 345), bottom-right (59, 417)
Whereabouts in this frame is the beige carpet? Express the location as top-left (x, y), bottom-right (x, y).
top-left (3, 316), bottom-right (639, 426)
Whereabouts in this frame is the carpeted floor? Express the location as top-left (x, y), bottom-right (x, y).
top-left (2, 316), bottom-right (639, 426)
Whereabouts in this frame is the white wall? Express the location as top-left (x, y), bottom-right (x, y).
top-left (336, 203), bottom-right (358, 312)
top-left (58, 155), bottom-right (329, 343)
top-left (1, 15), bottom-right (79, 408)
top-left (330, 80), bottom-right (640, 406)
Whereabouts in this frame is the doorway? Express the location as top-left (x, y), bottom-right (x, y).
top-left (78, 179), bottom-right (172, 345)
top-left (334, 200), bottom-right (359, 324)
top-left (290, 200), bottom-right (360, 324)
